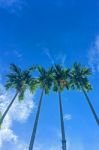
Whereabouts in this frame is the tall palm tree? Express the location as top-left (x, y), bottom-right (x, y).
top-left (29, 66), bottom-right (54, 150)
top-left (70, 63), bottom-right (99, 125)
top-left (52, 64), bottom-right (70, 150)
top-left (0, 64), bottom-right (35, 126)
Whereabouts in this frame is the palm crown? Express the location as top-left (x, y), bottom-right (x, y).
top-left (52, 64), bottom-right (70, 92)
top-left (70, 63), bottom-right (92, 91)
top-left (5, 64), bottom-right (35, 100)
top-left (30, 66), bottom-right (54, 94)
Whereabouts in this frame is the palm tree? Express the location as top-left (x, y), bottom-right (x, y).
top-left (70, 63), bottom-right (99, 125)
top-left (52, 64), bottom-right (70, 150)
top-left (0, 64), bottom-right (35, 126)
top-left (29, 66), bottom-right (54, 150)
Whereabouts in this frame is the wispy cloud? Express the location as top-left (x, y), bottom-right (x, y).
top-left (64, 114), bottom-right (72, 121)
top-left (5, 50), bottom-right (23, 61)
top-left (13, 50), bottom-right (23, 59)
top-left (0, 0), bottom-right (27, 14)
top-left (43, 48), bottom-right (55, 66)
top-left (43, 48), bottom-right (66, 66)
top-left (88, 35), bottom-right (99, 73)
top-left (55, 53), bottom-right (67, 66)
top-left (0, 82), bottom-right (34, 149)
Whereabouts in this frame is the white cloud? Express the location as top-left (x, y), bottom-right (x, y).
top-left (0, 0), bottom-right (27, 14)
top-left (88, 35), bottom-right (99, 73)
top-left (0, 78), bottom-right (63, 150)
top-left (9, 91), bottom-right (33, 123)
top-left (0, 83), bottom-right (34, 149)
top-left (33, 144), bottom-right (61, 150)
top-left (64, 114), bottom-right (72, 121)
top-left (8, 140), bottom-right (28, 150)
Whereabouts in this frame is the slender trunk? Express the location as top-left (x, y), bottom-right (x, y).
top-left (58, 89), bottom-right (67, 150)
top-left (29, 88), bottom-right (44, 150)
top-left (0, 91), bottom-right (19, 125)
top-left (82, 87), bottom-right (99, 126)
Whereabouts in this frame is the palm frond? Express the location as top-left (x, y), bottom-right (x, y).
top-left (29, 78), bottom-right (39, 93)
top-left (71, 63), bottom-right (92, 92)
top-left (10, 64), bottom-right (21, 75)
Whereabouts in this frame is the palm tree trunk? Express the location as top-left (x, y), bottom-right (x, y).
top-left (0, 91), bottom-right (19, 125)
top-left (82, 87), bottom-right (99, 126)
top-left (58, 89), bottom-right (67, 150)
top-left (29, 88), bottom-right (44, 150)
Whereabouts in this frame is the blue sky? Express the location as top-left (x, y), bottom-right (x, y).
top-left (0, 0), bottom-right (99, 150)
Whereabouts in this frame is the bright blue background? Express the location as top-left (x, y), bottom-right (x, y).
top-left (0, 0), bottom-right (99, 149)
